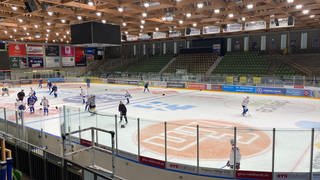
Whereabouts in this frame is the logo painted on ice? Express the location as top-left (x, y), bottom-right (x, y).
top-left (63, 93), bottom-right (124, 103)
top-left (133, 101), bottom-right (195, 111)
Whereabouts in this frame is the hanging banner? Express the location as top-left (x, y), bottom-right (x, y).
top-left (61, 57), bottom-right (75, 67)
top-left (223, 23), bottom-right (242, 33)
top-left (75, 47), bottom-right (87, 66)
top-left (27, 44), bottom-right (44, 56)
top-left (245, 21), bottom-right (266, 31)
top-left (126, 35), bottom-right (138, 41)
top-left (8, 44), bottom-right (27, 57)
top-left (169, 31), bottom-right (181, 38)
top-left (153, 32), bottom-right (167, 39)
top-left (61, 46), bottom-right (75, 57)
top-left (203, 26), bottom-right (220, 34)
top-left (9, 57), bottom-right (22, 68)
top-left (28, 57), bottom-right (44, 68)
top-left (45, 57), bottom-right (60, 68)
top-left (270, 17), bottom-right (294, 28)
top-left (45, 45), bottom-right (60, 56)
top-left (84, 47), bottom-right (96, 55)
top-left (138, 33), bottom-right (151, 40)
top-left (185, 28), bottom-right (201, 36)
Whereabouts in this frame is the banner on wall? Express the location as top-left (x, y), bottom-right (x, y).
top-left (28, 57), bottom-right (44, 68)
top-left (45, 45), bottom-right (60, 56)
top-left (223, 23), bottom-right (242, 33)
top-left (270, 17), bottom-right (294, 28)
top-left (153, 32), bottom-right (167, 39)
top-left (185, 28), bottom-right (201, 36)
top-left (168, 31), bottom-right (181, 38)
top-left (27, 44), bottom-right (43, 56)
top-left (84, 47), bottom-right (96, 55)
top-left (45, 57), bottom-right (60, 68)
top-left (245, 21), bottom-right (266, 31)
top-left (203, 25), bottom-right (220, 34)
top-left (61, 57), bottom-right (75, 67)
top-left (8, 44), bottom-right (27, 57)
top-left (75, 47), bottom-right (87, 66)
top-left (126, 35), bottom-right (139, 41)
top-left (61, 46), bottom-right (75, 57)
top-left (9, 57), bottom-right (28, 69)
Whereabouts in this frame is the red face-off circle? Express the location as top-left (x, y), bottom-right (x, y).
top-left (140, 120), bottom-right (271, 160)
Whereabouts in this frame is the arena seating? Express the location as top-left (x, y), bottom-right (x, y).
top-left (125, 56), bottom-right (173, 72)
top-left (274, 63), bottom-right (298, 76)
top-left (164, 53), bottom-right (219, 74)
top-left (212, 52), bottom-right (271, 75)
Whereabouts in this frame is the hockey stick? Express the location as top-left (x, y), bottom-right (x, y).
top-left (220, 164), bottom-right (228, 169)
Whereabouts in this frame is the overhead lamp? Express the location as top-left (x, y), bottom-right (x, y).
top-left (47, 22), bottom-right (51, 26)
top-left (247, 4), bottom-right (253, 9)
top-left (155, 27), bottom-right (159, 31)
top-left (61, 19), bottom-right (66, 23)
top-left (241, 17), bottom-right (246, 21)
top-left (35, 34), bottom-right (41, 39)
top-left (141, 20), bottom-right (145, 24)
top-left (56, 32), bottom-right (59, 36)
top-left (34, 24), bottom-right (39, 28)
top-left (124, 31), bottom-right (128, 35)
top-left (144, 2), bottom-right (149, 8)
top-left (310, 15), bottom-right (315, 18)
top-left (46, 29), bottom-right (50, 33)
top-left (11, 6), bottom-right (18, 11)
top-left (4, 31), bottom-right (7, 34)
top-left (53, 40), bottom-right (56, 43)
top-left (122, 22), bottom-right (127, 26)
top-left (295, 4), bottom-right (302, 9)
top-left (179, 20), bottom-right (183, 24)
top-left (197, 2), bottom-right (204, 9)
top-left (23, 27), bottom-right (27, 31)
top-left (18, 19), bottom-right (23, 23)
top-left (118, 7), bottom-right (124, 12)
top-left (63, 35), bottom-right (67, 38)
top-left (13, 29), bottom-right (17, 32)
top-left (9, 35), bottom-right (13, 39)
top-left (77, 16), bottom-right (82, 20)
top-left (46, 34), bottom-right (49, 37)
top-left (142, 12), bottom-right (147, 17)
top-left (162, 17), bottom-right (166, 21)
top-left (66, 40), bottom-right (69, 43)
top-left (192, 23), bottom-right (197, 27)
top-left (96, 12), bottom-right (102, 16)
top-left (87, 0), bottom-right (94, 6)
top-left (186, 13), bottom-right (191, 18)
top-left (60, 38), bottom-right (63, 42)
top-left (48, 11), bottom-right (53, 16)
top-left (101, 19), bottom-right (106, 24)
top-left (66, 31), bottom-right (70, 34)
top-left (26, 32), bottom-right (30, 36)
top-left (302, 9), bottom-right (309, 14)
top-left (140, 25), bottom-right (144, 29)
top-left (214, 9), bottom-right (220, 14)
top-left (228, 13), bottom-right (234, 18)
top-left (287, 0), bottom-right (294, 3)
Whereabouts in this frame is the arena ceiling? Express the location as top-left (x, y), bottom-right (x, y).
top-left (0, 0), bottom-right (320, 43)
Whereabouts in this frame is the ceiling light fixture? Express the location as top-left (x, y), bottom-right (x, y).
top-left (140, 25), bottom-right (144, 29)
top-left (197, 2), bottom-right (204, 9)
top-left (66, 31), bottom-right (70, 34)
top-left (155, 27), bottom-right (159, 31)
top-left (13, 29), bottom-right (17, 32)
top-left (214, 9), bottom-right (220, 14)
top-left (34, 25), bottom-right (39, 28)
top-left (193, 23), bottom-right (197, 27)
top-left (11, 6), bottom-right (18, 11)
top-left (26, 32), bottom-right (30, 36)
top-left (179, 20), bottom-right (183, 24)
top-left (47, 22), bottom-right (51, 26)
top-left (302, 9), bottom-right (309, 14)
top-left (295, 4), bottom-right (303, 9)
top-left (124, 31), bottom-right (128, 35)
top-left (247, 4), bottom-right (253, 9)
top-left (101, 19), bottom-right (106, 24)
top-left (186, 13), bottom-right (191, 18)
top-left (48, 11), bottom-right (53, 16)
top-left (46, 29), bottom-right (50, 33)
top-left (287, 0), bottom-right (294, 3)
top-left (56, 32), bottom-right (59, 36)
top-left (87, 1), bottom-right (94, 6)
top-left (118, 7), bottom-right (124, 12)
top-left (61, 19), bottom-right (66, 23)
top-left (18, 19), bottom-right (23, 23)
top-left (141, 20), bottom-right (145, 24)
top-left (122, 22), bottom-right (127, 26)
top-left (144, 2), bottom-right (149, 8)
top-left (77, 16), bottom-right (82, 20)
top-left (228, 13), bottom-right (234, 18)
top-left (4, 31), bottom-right (7, 34)
top-left (310, 15), bottom-right (315, 18)
top-left (96, 12), bottom-right (102, 16)
top-left (142, 12), bottom-right (147, 17)
top-left (241, 17), bottom-right (246, 21)
top-left (23, 27), bottom-right (27, 31)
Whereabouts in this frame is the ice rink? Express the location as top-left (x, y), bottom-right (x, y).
top-left (1, 82), bottom-right (320, 173)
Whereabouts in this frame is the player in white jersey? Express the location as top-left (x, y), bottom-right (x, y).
top-left (15, 100), bottom-right (26, 120)
top-left (124, 90), bottom-right (132, 104)
top-left (241, 96), bottom-right (249, 116)
top-left (226, 139), bottom-right (241, 170)
top-left (80, 87), bottom-right (86, 104)
top-left (40, 96), bottom-right (49, 115)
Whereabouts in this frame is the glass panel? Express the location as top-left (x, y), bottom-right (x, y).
top-left (275, 129), bottom-right (311, 172)
top-left (313, 129), bottom-right (320, 173)
top-left (117, 116), bottom-right (138, 157)
top-left (0, 108), bottom-right (4, 132)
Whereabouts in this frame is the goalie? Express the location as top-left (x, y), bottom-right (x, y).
top-left (1, 86), bottom-right (9, 96)
top-left (226, 139), bottom-right (241, 170)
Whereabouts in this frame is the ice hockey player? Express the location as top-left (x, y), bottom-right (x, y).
top-left (1, 86), bottom-right (9, 96)
top-left (40, 96), bottom-right (49, 115)
top-left (17, 89), bottom-right (25, 101)
top-left (226, 139), bottom-right (241, 170)
top-left (49, 84), bottom-right (58, 98)
top-left (86, 78), bottom-right (91, 88)
top-left (27, 94), bottom-right (37, 114)
top-left (241, 96), bottom-right (249, 116)
top-left (124, 90), bottom-right (132, 104)
top-left (15, 100), bottom-right (26, 120)
top-left (29, 87), bottom-right (36, 97)
top-left (38, 78), bottom-right (43, 88)
top-left (118, 101), bottom-right (128, 124)
top-left (80, 87), bottom-right (86, 104)
top-left (88, 95), bottom-right (96, 114)
top-left (144, 81), bottom-right (150, 93)
top-left (47, 80), bottom-right (52, 92)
